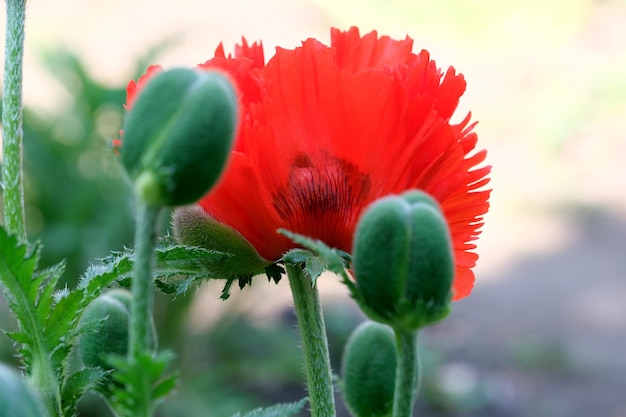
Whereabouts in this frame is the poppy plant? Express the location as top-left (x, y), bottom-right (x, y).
top-left (125, 27), bottom-right (491, 300)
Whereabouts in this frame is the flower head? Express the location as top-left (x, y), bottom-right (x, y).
top-left (125, 27), bottom-right (491, 299)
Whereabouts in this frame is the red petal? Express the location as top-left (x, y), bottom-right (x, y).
top-left (124, 65), bottom-right (162, 110)
top-left (135, 28), bottom-right (493, 301)
top-left (332, 27), bottom-right (414, 72)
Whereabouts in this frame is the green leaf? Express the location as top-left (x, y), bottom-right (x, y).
top-left (278, 229), bottom-right (351, 276)
top-left (0, 229), bottom-right (66, 415)
top-left (276, 229), bottom-right (364, 302)
top-left (304, 256), bottom-right (326, 284)
top-left (281, 249), bottom-right (309, 266)
top-left (107, 351), bottom-right (178, 417)
top-left (219, 279), bottom-right (235, 300)
top-left (87, 244), bottom-right (236, 296)
top-left (34, 262), bottom-right (66, 322)
top-left (4, 330), bottom-right (31, 345)
top-left (0, 229), bottom-right (50, 373)
top-left (152, 373), bottom-right (178, 399)
top-left (279, 229), bottom-right (352, 285)
top-left (264, 264), bottom-right (284, 284)
top-left (0, 227), bottom-right (128, 416)
top-left (232, 398), bottom-right (309, 417)
top-left (61, 367), bottom-right (108, 417)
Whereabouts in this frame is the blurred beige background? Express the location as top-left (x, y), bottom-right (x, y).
top-left (8, 0), bottom-right (624, 267)
top-left (2, 0), bottom-right (626, 415)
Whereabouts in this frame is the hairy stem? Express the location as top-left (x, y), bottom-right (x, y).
top-left (129, 203), bottom-right (159, 358)
top-left (286, 264), bottom-right (336, 417)
top-left (127, 202), bottom-right (160, 417)
top-left (2, 0), bottom-right (27, 241)
top-left (392, 329), bottom-right (420, 417)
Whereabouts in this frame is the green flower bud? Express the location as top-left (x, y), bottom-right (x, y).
top-left (0, 363), bottom-right (48, 417)
top-left (121, 68), bottom-right (238, 206)
top-left (172, 206), bottom-right (269, 277)
top-left (341, 322), bottom-right (397, 417)
top-left (78, 289), bottom-right (157, 370)
top-left (352, 190), bottom-right (454, 330)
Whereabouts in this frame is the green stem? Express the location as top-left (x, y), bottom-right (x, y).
top-left (392, 329), bottom-right (420, 417)
top-left (286, 264), bottom-right (336, 417)
top-left (2, 0), bottom-right (27, 241)
top-left (2, 1), bottom-right (59, 415)
top-left (127, 202), bottom-right (160, 417)
top-left (31, 357), bottom-right (63, 417)
top-left (129, 202), bottom-right (160, 359)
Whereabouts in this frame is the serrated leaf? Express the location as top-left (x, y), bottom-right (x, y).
top-left (87, 242), bottom-right (285, 300)
top-left (232, 398), bottom-right (308, 417)
top-left (220, 279), bottom-right (235, 300)
top-left (265, 264), bottom-right (284, 284)
top-left (86, 244), bottom-right (236, 297)
top-left (281, 249), bottom-right (309, 265)
top-left (0, 227), bottom-right (141, 417)
top-left (107, 351), bottom-right (177, 417)
top-left (0, 228), bottom-right (69, 414)
top-left (80, 251), bottom-right (134, 288)
top-left (152, 373), bottom-right (178, 399)
top-left (61, 367), bottom-right (108, 417)
top-left (0, 229), bottom-right (41, 310)
top-left (154, 276), bottom-right (193, 296)
top-left (304, 256), bottom-right (326, 284)
top-left (0, 230), bottom-right (49, 369)
top-left (45, 290), bottom-right (85, 349)
top-left (278, 229), bottom-right (350, 277)
top-left (155, 245), bottom-right (233, 279)
top-left (4, 330), bottom-right (31, 344)
top-left (35, 261), bottom-right (66, 321)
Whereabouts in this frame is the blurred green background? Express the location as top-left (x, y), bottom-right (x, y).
top-left (1, 0), bottom-right (626, 416)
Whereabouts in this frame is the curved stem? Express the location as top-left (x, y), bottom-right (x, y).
top-left (286, 264), bottom-right (336, 417)
top-left (2, 0), bottom-right (27, 241)
top-left (392, 329), bottom-right (420, 417)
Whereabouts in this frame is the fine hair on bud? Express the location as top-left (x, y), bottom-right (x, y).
top-left (352, 190), bottom-right (454, 330)
top-left (341, 321), bottom-right (397, 417)
top-left (121, 68), bottom-right (239, 206)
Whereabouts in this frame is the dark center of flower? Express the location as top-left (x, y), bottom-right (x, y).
top-left (272, 153), bottom-right (371, 249)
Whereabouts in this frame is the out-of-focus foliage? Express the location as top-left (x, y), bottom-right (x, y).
top-left (15, 41), bottom-right (180, 284)
top-left (20, 50), bottom-right (133, 284)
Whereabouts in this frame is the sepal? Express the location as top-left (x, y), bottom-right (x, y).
top-left (172, 206), bottom-right (270, 278)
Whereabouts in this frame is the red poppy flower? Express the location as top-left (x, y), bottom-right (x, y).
top-left (125, 27), bottom-right (491, 300)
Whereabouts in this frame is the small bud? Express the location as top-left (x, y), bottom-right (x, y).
top-left (78, 289), bottom-right (157, 370)
top-left (0, 363), bottom-right (48, 417)
top-left (341, 322), bottom-right (396, 417)
top-left (172, 206), bottom-right (269, 277)
top-left (352, 190), bottom-right (454, 330)
top-left (121, 68), bottom-right (238, 206)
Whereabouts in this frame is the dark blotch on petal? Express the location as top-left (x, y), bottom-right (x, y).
top-left (273, 153), bottom-right (371, 222)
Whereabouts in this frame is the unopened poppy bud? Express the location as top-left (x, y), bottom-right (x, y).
top-left (0, 363), bottom-right (48, 417)
top-left (341, 321), bottom-right (396, 417)
top-left (121, 68), bottom-right (238, 206)
top-left (78, 289), bottom-right (157, 370)
top-left (172, 206), bottom-right (270, 277)
top-left (352, 190), bottom-right (454, 330)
